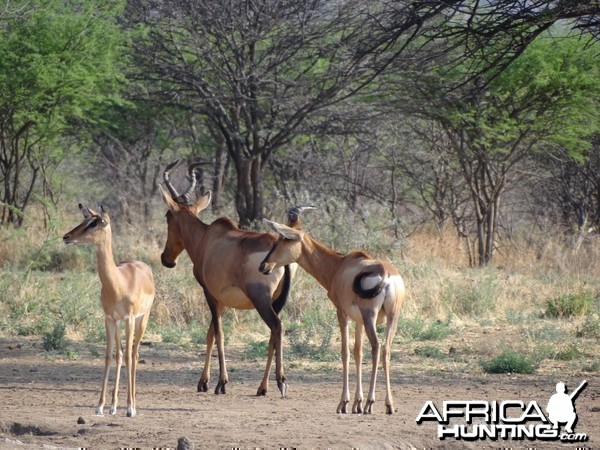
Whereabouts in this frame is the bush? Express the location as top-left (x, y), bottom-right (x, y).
top-left (414, 345), bottom-right (446, 359)
top-left (480, 350), bottom-right (536, 374)
top-left (42, 323), bottom-right (67, 352)
top-left (545, 292), bottom-right (597, 318)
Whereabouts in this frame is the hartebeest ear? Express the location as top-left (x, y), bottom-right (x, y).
top-left (263, 219), bottom-right (302, 241)
top-left (189, 191), bottom-right (211, 216)
top-left (159, 185), bottom-right (181, 211)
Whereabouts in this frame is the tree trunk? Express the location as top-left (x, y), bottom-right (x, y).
top-left (235, 156), bottom-right (263, 228)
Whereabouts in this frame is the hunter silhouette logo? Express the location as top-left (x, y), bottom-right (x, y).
top-left (547, 380), bottom-right (586, 434)
top-left (416, 379), bottom-right (589, 442)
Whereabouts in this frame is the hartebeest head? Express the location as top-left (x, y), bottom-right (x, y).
top-left (259, 220), bottom-right (305, 275)
top-left (63, 204), bottom-right (111, 247)
top-left (160, 160), bottom-right (211, 268)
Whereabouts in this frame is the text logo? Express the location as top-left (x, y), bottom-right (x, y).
top-left (416, 380), bottom-right (588, 442)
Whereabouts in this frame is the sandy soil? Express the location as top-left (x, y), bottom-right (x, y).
top-left (0, 337), bottom-right (597, 449)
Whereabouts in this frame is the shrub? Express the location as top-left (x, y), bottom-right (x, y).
top-left (414, 345), bottom-right (446, 359)
top-left (545, 292), bottom-right (597, 318)
top-left (42, 323), bottom-right (67, 352)
top-left (480, 350), bottom-right (536, 374)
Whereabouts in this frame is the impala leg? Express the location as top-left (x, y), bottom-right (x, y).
top-left (336, 310), bottom-right (350, 413)
top-left (198, 324), bottom-right (215, 392)
top-left (352, 324), bottom-right (364, 414)
top-left (206, 292), bottom-right (228, 394)
top-left (253, 295), bottom-right (286, 397)
top-left (382, 312), bottom-right (400, 414)
top-left (97, 317), bottom-right (115, 416)
top-left (110, 320), bottom-right (122, 416)
top-left (124, 317), bottom-right (136, 417)
top-left (362, 313), bottom-right (380, 414)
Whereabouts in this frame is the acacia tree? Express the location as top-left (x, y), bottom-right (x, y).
top-left (0, 0), bottom-right (126, 226)
top-left (398, 33), bottom-right (600, 266)
top-left (126, 0), bottom-right (388, 227)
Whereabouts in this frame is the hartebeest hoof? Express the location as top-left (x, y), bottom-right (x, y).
top-left (352, 399), bottom-right (363, 414)
top-left (336, 400), bottom-right (349, 414)
top-left (197, 379), bottom-right (209, 392)
top-left (215, 380), bottom-right (227, 394)
top-left (277, 380), bottom-right (288, 398)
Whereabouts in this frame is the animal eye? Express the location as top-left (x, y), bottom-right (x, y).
top-left (85, 220), bottom-right (98, 230)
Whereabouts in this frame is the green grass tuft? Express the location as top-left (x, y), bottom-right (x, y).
top-left (480, 350), bottom-right (536, 374)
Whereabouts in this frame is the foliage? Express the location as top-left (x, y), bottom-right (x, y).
top-left (545, 292), bottom-right (597, 318)
top-left (397, 318), bottom-right (456, 341)
top-left (414, 345), bottom-right (446, 359)
top-left (0, 0), bottom-right (128, 225)
top-left (42, 322), bottom-right (67, 352)
top-left (480, 350), bottom-right (536, 374)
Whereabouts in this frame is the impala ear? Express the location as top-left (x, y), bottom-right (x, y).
top-left (79, 203), bottom-right (94, 218)
top-left (99, 205), bottom-right (110, 223)
top-left (264, 219), bottom-right (302, 241)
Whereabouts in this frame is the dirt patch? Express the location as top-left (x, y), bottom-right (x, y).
top-left (0, 337), bottom-right (597, 449)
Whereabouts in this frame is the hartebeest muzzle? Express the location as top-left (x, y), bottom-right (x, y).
top-left (161, 253), bottom-right (177, 269)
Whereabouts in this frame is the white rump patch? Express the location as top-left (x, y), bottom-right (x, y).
top-left (361, 274), bottom-right (383, 291)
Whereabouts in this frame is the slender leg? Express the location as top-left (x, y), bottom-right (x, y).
top-left (97, 317), bottom-right (115, 416)
top-left (253, 298), bottom-right (286, 397)
top-left (257, 334), bottom-right (275, 396)
top-left (130, 314), bottom-right (149, 417)
top-left (382, 311), bottom-right (400, 414)
top-left (124, 317), bottom-right (136, 417)
top-left (205, 291), bottom-right (228, 395)
top-left (110, 320), bottom-right (122, 415)
top-left (352, 323), bottom-right (364, 414)
top-left (362, 312), bottom-right (380, 414)
top-left (336, 309), bottom-right (350, 413)
top-left (198, 324), bottom-right (215, 392)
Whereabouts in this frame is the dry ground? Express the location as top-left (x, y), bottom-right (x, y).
top-left (0, 336), bottom-right (598, 450)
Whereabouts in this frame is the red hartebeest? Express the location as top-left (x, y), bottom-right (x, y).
top-left (160, 161), bottom-right (292, 397)
top-left (63, 204), bottom-right (155, 417)
top-left (259, 211), bottom-right (405, 414)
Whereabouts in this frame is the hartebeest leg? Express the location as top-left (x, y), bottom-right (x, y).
top-left (352, 323), bottom-right (364, 414)
top-left (205, 292), bottom-right (228, 394)
top-left (362, 312), bottom-right (380, 414)
top-left (383, 311), bottom-right (400, 414)
top-left (252, 294), bottom-right (286, 397)
top-left (336, 310), bottom-right (350, 413)
top-left (198, 324), bottom-right (215, 392)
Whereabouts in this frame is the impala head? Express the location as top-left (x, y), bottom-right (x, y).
top-left (259, 219), bottom-right (304, 275)
top-left (63, 204), bottom-right (111, 246)
top-left (160, 160), bottom-right (211, 268)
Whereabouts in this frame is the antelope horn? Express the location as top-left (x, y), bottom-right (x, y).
top-left (163, 160), bottom-right (181, 200)
top-left (287, 205), bottom-right (316, 227)
top-left (180, 162), bottom-right (210, 202)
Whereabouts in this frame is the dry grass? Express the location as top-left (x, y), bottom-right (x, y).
top-left (0, 206), bottom-right (598, 376)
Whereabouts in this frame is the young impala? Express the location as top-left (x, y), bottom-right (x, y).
top-left (63, 204), bottom-right (155, 418)
top-left (160, 161), bottom-right (292, 397)
top-left (259, 212), bottom-right (405, 414)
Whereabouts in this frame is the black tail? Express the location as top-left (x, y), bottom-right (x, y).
top-left (352, 265), bottom-right (386, 299)
top-left (273, 264), bottom-right (291, 314)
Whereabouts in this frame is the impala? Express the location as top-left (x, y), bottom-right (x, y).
top-left (259, 212), bottom-right (405, 414)
top-left (160, 161), bottom-right (292, 397)
top-left (63, 204), bottom-right (155, 417)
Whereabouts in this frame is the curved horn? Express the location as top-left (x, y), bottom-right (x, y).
top-left (163, 160), bottom-right (181, 200)
top-left (180, 162), bottom-right (209, 202)
top-left (287, 205), bottom-right (316, 227)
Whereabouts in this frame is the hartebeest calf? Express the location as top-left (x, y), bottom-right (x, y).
top-left (160, 161), bottom-right (291, 397)
top-left (259, 213), bottom-right (405, 414)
